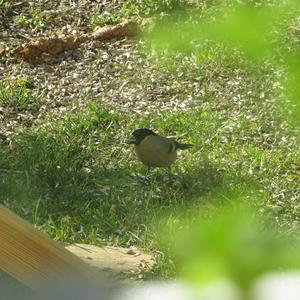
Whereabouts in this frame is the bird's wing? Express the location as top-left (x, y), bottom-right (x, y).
top-left (152, 135), bottom-right (176, 153)
top-left (136, 135), bottom-right (177, 167)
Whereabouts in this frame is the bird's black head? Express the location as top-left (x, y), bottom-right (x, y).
top-left (127, 128), bottom-right (156, 145)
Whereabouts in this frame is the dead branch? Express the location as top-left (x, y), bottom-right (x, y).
top-left (13, 19), bottom-right (143, 63)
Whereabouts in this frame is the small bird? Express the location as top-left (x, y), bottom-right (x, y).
top-left (127, 128), bottom-right (192, 169)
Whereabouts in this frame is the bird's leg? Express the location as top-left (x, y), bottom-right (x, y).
top-left (145, 166), bottom-right (151, 179)
top-left (167, 166), bottom-right (172, 179)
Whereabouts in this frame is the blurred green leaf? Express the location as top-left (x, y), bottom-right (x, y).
top-left (146, 0), bottom-right (299, 58)
top-left (159, 197), bottom-right (300, 290)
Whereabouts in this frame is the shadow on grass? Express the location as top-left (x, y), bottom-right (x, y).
top-left (132, 160), bottom-right (224, 200)
top-left (0, 131), bottom-right (252, 245)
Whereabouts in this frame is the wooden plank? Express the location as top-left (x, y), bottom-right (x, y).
top-left (0, 204), bottom-right (106, 291)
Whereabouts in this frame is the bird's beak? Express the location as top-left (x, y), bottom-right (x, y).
top-left (126, 135), bottom-right (137, 145)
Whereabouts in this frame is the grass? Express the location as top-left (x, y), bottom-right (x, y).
top-left (1, 0), bottom-right (299, 280)
top-left (88, 0), bottom-right (195, 28)
top-left (0, 93), bottom-right (299, 278)
top-left (13, 6), bottom-right (48, 29)
top-left (0, 79), bottom-right (40, 112)
top-left (0, 0), bottom-right (11, 9)
top-left (89, 14), bottom-right (122, 28)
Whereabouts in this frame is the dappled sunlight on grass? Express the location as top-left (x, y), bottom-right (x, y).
top-left (0, 0), bottom-right (299, 285)
top-left (0, 99), bottom-right (298, 255)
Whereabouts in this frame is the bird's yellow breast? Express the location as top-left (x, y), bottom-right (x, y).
top-left (135, 135), bottom-right (177, 167)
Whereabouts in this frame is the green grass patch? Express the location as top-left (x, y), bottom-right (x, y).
top-left (0, 78), bottom-right (40, 111)
top-left (0, 0), bottom-right (10, 9)
top-left (0, 98), bottom-right (299, 277)
top-left (88, 0), bottom-right (197, 28)
top-left (13, 6), bottom-right (49, 29)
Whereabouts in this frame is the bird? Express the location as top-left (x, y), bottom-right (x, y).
top-left (127, 128), bottom-right (192, 169)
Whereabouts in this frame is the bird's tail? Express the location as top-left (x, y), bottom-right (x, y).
top-left (176, 142), bottom-right (193, 150)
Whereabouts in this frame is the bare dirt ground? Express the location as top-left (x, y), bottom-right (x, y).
top-left (1, 0), bottom-right (198, 144)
